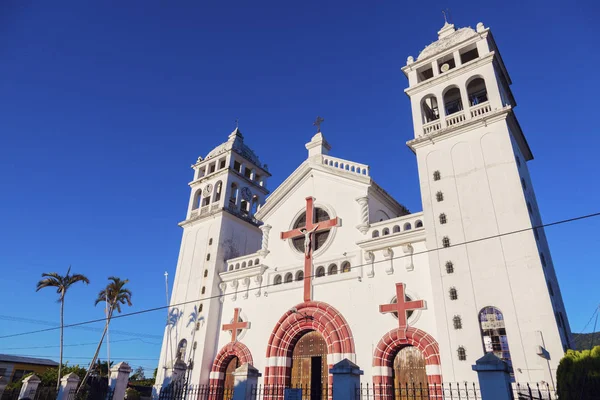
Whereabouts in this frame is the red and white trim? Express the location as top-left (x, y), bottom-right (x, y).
top-left (264, 301), bottom-right (355, 399)
top-left (207, 341), bottom-right (254, 399)
top-left (372, 327), bottom-right (442, 399)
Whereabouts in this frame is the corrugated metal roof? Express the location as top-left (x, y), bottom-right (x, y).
top-left (0, 354), bottom-right (59, 367)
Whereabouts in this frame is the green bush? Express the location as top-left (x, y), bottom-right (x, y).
top-left (126, 387), bottom-right (141, 400)
top-left (557, 345), bottom-right (600, 399)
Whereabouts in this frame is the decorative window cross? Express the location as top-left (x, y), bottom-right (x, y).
top-left (222, 308), bottom-right (249, 342)
top-left (379, 283), bottom-right (426, 339)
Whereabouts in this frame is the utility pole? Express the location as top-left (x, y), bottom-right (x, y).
top-left (590, 304), bottom-right (599, 350)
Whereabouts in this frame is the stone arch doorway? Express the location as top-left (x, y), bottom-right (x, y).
top-left (373, 327), bottom-right (441, 399)
top-left (208, 342), bottom-right (253, 400)
top-left (291, 331), bottom-right (328, 400)
top-left (264, 301), bottom-right (356, 399)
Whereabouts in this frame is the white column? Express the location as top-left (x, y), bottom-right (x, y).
top-left (19, 374), bottom-right (41, 400)
top-left (57, 373), bottom-right (80, 400)
top-left (472, 353), bottom-right (513, 400)
top-left (258, 224), bottom-right (272, 256)
top-left (355, 196), bottom-right (369, 234)
top-left (232, 363), bottom-right (261, 400)
top-left (108, 362), bottom-right (132, 400)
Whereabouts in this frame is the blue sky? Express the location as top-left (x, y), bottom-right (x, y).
top-left (1, 0), bottom-right (599, 373)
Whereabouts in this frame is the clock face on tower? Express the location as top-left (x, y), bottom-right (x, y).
top-left (241, 187), bottom-right (252, 201)
top-left (203, 184), bottom-right (213, 196)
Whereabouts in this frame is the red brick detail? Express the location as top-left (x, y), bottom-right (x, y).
top-left (372, 327), bottom-right (442, 400)
top-left (379, 283), bottom-right (425, 340)
top-left (222, 307), bottom-right (249, 342)
top-left (207, 341), bottom-right (254, 400)
top-left (263, 301), bottom-right (355, 399)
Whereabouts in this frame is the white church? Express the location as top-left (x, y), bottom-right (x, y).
top-left (154, 20), bottom-right (572, 396)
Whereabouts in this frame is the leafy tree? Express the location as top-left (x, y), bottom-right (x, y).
top-left (557, 346), bottom-right (600, 399)
top-left (10, 364), bottom-right (87, 389)
top-left (36, 267), bottom-right (90, 390)
top-left (79, 277), bottom-right (132, 392)
top-left (92, 360), bottom-right (113, 377)
top-left (126, 388), bottom-right (141, 400)
top-left (130, 366), bottom-right (145, 381)
top-left (153, 368), bottom-right (157, 380)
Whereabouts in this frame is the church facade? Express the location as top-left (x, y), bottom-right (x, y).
top-left (154, 21), bottom-right (572, 395)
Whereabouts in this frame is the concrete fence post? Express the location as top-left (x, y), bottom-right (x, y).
top-left (19, 374), bottom-right (41, 400)
top-left (330, 358), bottom-right (363, 400)
top-left (232, 363), bottom-right (261, 400)
top-left (57, 373), bottom-right (80, 400)
top-left (109, 362), bottom-right (132, 400)
top-left (472, 353), bottom-right (514, 400)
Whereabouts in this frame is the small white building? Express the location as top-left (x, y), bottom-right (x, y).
top-left (154, 21), bottom-right (571, 396)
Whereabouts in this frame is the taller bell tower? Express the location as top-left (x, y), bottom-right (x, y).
top-left (155, 128), bottom-right (270, 389)
top-left (403, 22), bottom-right (571, 384)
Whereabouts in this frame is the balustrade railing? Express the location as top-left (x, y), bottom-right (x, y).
top-left (422, 120), bottom-right (441, 135)
top-left (445, 111), bottom-right (466, 127)
top-left (322, 156), bottom-right (370, 176)
top-left (470, 101), bottom-right (492, 118)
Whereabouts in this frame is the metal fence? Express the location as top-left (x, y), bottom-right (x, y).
top-left (250, 384), bottom-right (333, 399)
top-left (33, 387), bottom-right (58, 400)
top-left (158, 384), bottom-right (234, 400)
top-left (0, 388), bottom-right (20, 400)
top-left (66, 386), bottom-right (114, 400)
top-left (512, 383), bottom-right (556, 400)
top-left (354, 383), bottom-right (480, 400)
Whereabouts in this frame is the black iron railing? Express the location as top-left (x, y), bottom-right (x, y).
top-left (512, 383), bottom-right (556, 400)
top-left (251, 384), bottom-right (333, 399)
top-left (354, 382), bottom-right (480, 400)
top-left (158, 384), bottom-right (234, 400)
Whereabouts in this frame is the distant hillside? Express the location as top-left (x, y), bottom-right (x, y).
top-left (573, 332), bottom-right (600, 350)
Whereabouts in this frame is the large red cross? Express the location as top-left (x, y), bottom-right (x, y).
top-left (222, 308), bottom-right (249, 342)
top-left (280, 197), bottom-right (339, 302)
top-left (379, 283), bottom-right (426, 339)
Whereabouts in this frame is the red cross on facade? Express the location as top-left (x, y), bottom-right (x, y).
top-left (280, 197), bottom-right (339, 302)
top-left (222, 308), bottom-right (249, 342)
top-left (379, 283), bottom-right (426, 339)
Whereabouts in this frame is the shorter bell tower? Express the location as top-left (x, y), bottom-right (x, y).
top-left (155, 127), bottom-right (270, 389)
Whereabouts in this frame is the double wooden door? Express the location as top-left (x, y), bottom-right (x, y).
top-left (392, 346), bottom-right (427, 399)
top-left (290, 331), bottom-right (328, 400)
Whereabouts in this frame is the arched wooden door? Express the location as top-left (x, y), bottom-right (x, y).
top-left (392, 346), bottom-right (427, 399)
top-left (290, 331), bottom-right (328, 400)
top-left (222, 356), bottom-right (239, 400)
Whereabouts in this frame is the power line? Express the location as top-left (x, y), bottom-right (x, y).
top-left (4, 354), bottom-right (158, 361)
top-left (0, 315), bottom-right (163, 339)
top-left (1, 211), bottom-right (599, 340)
top-left (0, 338), bottom-right (160, 351)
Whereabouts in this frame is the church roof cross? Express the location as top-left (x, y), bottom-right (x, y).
top-left (222, 307), bottom-right (249, 342)
top-left (379, 283), bottom-right (426, 339)
top-left (313, 116), bottom-right (324, 133)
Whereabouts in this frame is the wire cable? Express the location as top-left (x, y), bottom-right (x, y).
top-left (1, 211), bottom-right (599, 340)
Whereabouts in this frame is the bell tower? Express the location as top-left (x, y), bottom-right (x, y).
top-left (403, 21), bottom-right (571, 385)
top-left (154, 127), bottom-right (270, 389)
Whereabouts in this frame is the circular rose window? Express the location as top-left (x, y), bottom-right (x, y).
top-left (292, 208), bottom-right (332, 253)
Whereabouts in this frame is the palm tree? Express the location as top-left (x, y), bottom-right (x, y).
top-left (36, 266), bottom-right (90, 390)
top-left (79, 276), bottom-right (132, 391)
